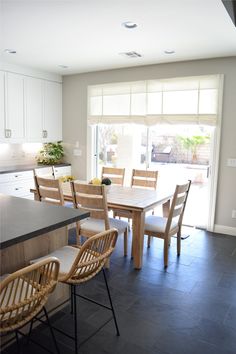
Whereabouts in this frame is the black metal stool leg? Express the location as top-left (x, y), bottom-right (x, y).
top-left (73, 285), bottom-right (79, 353)
top-left (70, 284), bottom-right (74, 314)
top-left (15, 330), bottom-right (21, 354)
top-left (43, 307), bottom-right (60, 354)
top-left (102, 268), bottom-right (120, 336)
top-left (26, 319), bottom-right (34, 345)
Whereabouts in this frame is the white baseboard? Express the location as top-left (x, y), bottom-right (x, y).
top-left (214, 224), bottom-right (236, 236)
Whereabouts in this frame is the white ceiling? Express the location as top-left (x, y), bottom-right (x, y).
top-left (1, 0), bottom-right (236, 75)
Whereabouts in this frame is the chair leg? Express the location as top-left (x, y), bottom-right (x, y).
top-left (147, 236), bottom-right (151, 248)
top-left (177, 230), bottom-right (181, 256)
top-left (124, 228), bottom-right (128, 256)
top-left (102, 268), bottom-right (120, 336)
top-left (15, 330), bottom-right (21, 354)
top-left (164, 238), bottom-right (169, 268)
top-left (70, 284), bottom-right (74, 314)
top-left (43, 306), bottom-right (60, 354)
top-left (73, 285), bottom-right (79, 354)
top-left (26, 319), bottom-right (34, 345)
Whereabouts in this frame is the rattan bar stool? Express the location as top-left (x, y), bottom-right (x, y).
top-left (30, 228), bottom-right (120, 354)
top-left (0, 258), bottom-right (60, 353)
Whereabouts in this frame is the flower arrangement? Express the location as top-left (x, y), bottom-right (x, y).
top-left (59, 175), bottom-right (75, 183)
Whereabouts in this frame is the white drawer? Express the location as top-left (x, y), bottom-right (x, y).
top-left (0, 170), bottom-right (34, 183)
top-left (53, 166), bottom-right (71, 178)
top-left (34, 166), bottom-right (54, 177)
top-left (0, 179), bottom-right (35, 197)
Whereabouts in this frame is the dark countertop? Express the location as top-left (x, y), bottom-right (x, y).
top-left (0, 194), bottom-right (89, 249)
top-left (0, 163), bottom-right (71, 174)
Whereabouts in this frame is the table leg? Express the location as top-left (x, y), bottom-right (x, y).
top-left (132, 210), bottom-right (145, 270)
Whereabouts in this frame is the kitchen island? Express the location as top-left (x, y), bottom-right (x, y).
top-left (0, 193), bottom-right (89, 308)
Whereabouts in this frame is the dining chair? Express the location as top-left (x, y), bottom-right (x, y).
top-left (34, 175), bottom-right (65, 205)
top-left (30, 229), bottom-right (120, 354)
top-left (71, 182), bottom-right (129, 256)
top-left (113, 168), bottom-right (158, 221)
top-left (101, 166), bottom-right (125, 186)
top-left (0, 258), bottom-right (60, 353)
top-left (144, 180), bottom-right (191, 268)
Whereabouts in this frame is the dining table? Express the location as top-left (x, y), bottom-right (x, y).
top-left (60, 182), bottom-right (173, 269)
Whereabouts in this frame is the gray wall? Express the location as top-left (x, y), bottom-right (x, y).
top-left (62, 57), bottom-right (236, 229)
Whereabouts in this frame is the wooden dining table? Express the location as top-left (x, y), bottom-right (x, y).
top-left (60, 182), bottom-right (173, 269)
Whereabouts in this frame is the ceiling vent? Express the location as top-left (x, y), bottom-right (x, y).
top-left (119, 51), bottom-right (142, 58)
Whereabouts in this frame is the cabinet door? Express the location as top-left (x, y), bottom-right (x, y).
top-left (5, 72), bottom-right (25, 141)
top-left (43, 81), bottom-right (62, 142)
top-left (25, 77), bottom-right (43, 142)
top-left (0, 71), bottom-right (5, 141)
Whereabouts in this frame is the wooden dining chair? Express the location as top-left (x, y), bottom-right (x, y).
top-left (0, 258), bottom-right (60, 353)
top-left (30, 229), bottom-right (120, 354)
top-left (34, 175), bottom-right (65, 205)
top-left (144, 180), bottom-right (191, 268)
top-left (113, 169), bottom-right (158, 220)
top-left (101, 167), bottom-right (125, 186)
top-left (131, 169), bottom-right (158, 189)
top-left (71, 182), bottom-right (129, 256)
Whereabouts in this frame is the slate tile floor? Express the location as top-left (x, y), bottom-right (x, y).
top-left (3, 227), bottom-right (236, 354)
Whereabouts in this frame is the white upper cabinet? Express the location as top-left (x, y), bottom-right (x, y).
top-left (43, 80), bottom-right (62, 142)
top-left (5, 72), bottom-right (25, 142)
top-left (0, 68), bottom-right (62, 144)
top-left (0, 71), bottom-right (5, 141)
top-left (25, 77), bottom-right (43, 142)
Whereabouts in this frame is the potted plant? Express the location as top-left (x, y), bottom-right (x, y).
top-left (36, 141), bottom-right (64, 165)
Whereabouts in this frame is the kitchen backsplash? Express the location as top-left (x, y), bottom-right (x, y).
top-left (0, 143), bottom-right (42, 167)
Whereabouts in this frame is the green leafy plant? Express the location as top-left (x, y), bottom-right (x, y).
top-left (178, 135), bottom-right (210, 162)
top-left (36, 141), bottom-right (64, 165)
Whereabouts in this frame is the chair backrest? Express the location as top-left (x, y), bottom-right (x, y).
top-left (34, 176), bottom-right (64, 205)
top-left (34, 167), bottom-right (54, 178)
top-left (61, 229), bottom-right (118, 284)
top-left (0, 258), bottom-right (59, 333)
top-left (101, 167), bottom-right (125, 186)
top-left (131, 169), bottom-right (158, 189)
top-left (165, 180), bottom-right (191, 234)
top-left (71, 182), bottom-right (110, 229)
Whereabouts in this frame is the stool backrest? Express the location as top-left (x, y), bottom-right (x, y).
top-left (0, 258), bottom-right (59, 333)
top-left (62, 229), bottom-right (118, 284)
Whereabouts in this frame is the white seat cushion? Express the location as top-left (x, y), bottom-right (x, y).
top-left (30, 246), bottom-right (80, 276)
top-left (80, 217), bottom-right (128, 235)
top-left (144, 215), bottom-right (178, 234)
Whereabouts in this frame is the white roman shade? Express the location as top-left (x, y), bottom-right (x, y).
top-left (88, 75), bottom-right (221, 126)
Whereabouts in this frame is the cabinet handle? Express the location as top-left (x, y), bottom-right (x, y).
top-left (5, 129), bottom-right (10, 138)
top-left (42, 130), bottom-right (48, 138)
top-left (8, 129), bottom-right (11, 138)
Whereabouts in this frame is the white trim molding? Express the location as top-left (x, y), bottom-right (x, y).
top-left (214, 224), bottom-right (236, 236)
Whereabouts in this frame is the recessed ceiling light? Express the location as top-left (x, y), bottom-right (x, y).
top-left (4, 49), bottom-right (17, 54)
top-left (164, 49), bottom-right (175, 54)
top-left (122, 21), bottom-right (138, 29)
top-left (58, 65), bottom-right (68, 69)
